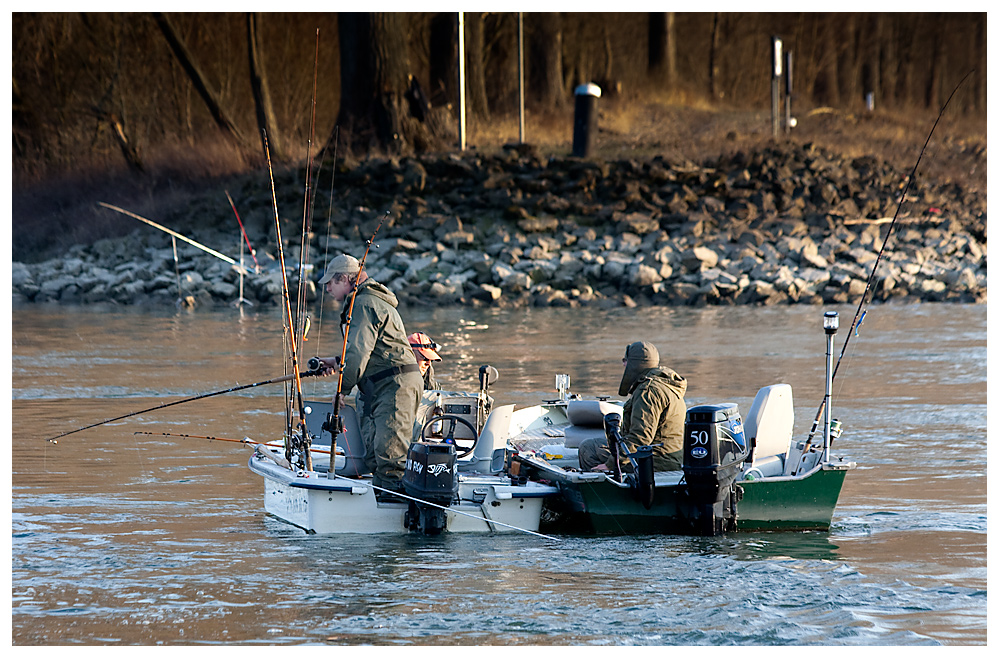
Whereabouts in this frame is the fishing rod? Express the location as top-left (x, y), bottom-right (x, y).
top-left (45, 369), bottom-right (323, 443)
top-left (311, 124), bottom-right (340, 369)
top-left (325, 210), bottom-right (390, 475)
top-left (98, 202), bottom-right (240, 267)
top-left (225, 190), bottom-right (259, 270)
top-left (133, 431), bottom-right (333, 455)
top-left (295, 29), bottom-right (321, 363)
top-left (263, 129), bottom-right (312, 470)
top-left (803, 70), bottom-right (974, 448)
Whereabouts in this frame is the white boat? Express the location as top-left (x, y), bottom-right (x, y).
top-left (248, 367), bottom-right (560, 536)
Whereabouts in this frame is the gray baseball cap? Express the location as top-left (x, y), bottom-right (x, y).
top-left (318, 254), bottom-right (360, 284)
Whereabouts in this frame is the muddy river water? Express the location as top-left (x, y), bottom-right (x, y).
top-left (10, 302), bottom-right (986, 645)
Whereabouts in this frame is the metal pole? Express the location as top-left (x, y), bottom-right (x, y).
top-left (457, 12), bottom-right (466, 151)
top-left (518, 12), bottom-right (525, 143)
top-left (823, 311), bottom-right (839, 463)
top-left (784, 50), bottom-right (793, 135)
top-left (771, 36), bottom-right (782, 139)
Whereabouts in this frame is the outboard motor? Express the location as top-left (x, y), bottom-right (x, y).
top-left (681, 403), bottom-right (749, 536)
top-left (403, 441), bottom-right (458, 535)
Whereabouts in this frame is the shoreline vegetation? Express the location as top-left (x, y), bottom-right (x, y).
top-left (11, 104), bottom-right (987, 311)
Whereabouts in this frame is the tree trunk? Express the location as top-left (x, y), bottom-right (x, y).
top-left (246, 13), bottom-right (283, 161)
top-left (880, 14), bottom-right (897, 109)
top-left (528, 12), bottom-right (565, 110)
top-left (865, 14), bottom-right (883, 109)
top-left (664, 12), bottom-right (677, 89)
top-left (837, 14), bottom-right (860, 108)
top-left (152, 12), bottom-right (247, 149)
top-left (334, 12), bottom-right (416, 154)
top-left (648, 12), bottom-right (665, 84)
top-left (813, 16), bottom-right (840, 106)
top-left (708, 13), bottom-right (722, 100)
top-left (429, 13), bottom-right (456, 108)
top-left (465, 12), bottom-right (490, 120)
top-left (925, 14), bottom-right (946, 109)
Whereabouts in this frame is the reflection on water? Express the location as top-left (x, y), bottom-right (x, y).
top-left (11, 303), bottom-right (986, 645)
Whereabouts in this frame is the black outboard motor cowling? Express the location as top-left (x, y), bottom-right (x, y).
top-left (681, 403), bottom-right (749, 536)
top-left (403, 441), bottom-right (458, 535)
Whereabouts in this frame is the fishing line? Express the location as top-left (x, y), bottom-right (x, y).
top-left (294, 29), bottom-right (322, 369)
top-left (134, 431), bottom-right (334, 455)
top-left (310, 124), bottom-right (340, 400)
top-left (803, 69), bottom-right (974, 446)
top-left (44, 370), bottom-right (322, 443)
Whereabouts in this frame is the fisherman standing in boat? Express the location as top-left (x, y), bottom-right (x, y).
top-left (578, 341), bottom-right (687, 473)
top-left (408, 332), bottom-right (443, 390)
top-left (315, 254), bottom-right (423, 495)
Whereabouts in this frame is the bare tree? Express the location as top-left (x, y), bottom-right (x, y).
top-left (648, 12), bottom-right (677, 90)
top-left (708, 13), bottom-right (722, 100)
top-left (528, 13), bottom-right (565, 110)
top-left (464, 12), bottom-right (490, 120)
top-left (153, 12), bottom-right (247, 149)
top-left (335, 12), bottom-right (419, 154)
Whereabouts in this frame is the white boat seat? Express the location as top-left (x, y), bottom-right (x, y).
top-left (743, 384), bottom-right (794, 467)
top-left (743, 455), bottom-right (784, 480)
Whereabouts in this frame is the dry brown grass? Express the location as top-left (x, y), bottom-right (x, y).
top-left (13, 99), bottom-right (986, 264)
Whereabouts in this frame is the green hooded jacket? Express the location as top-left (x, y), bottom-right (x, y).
top-left (606, 365), bottom-right (688, 471)
top-left (338, 279), bottom-right (417, 394)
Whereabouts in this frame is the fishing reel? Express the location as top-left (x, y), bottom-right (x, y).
top-left (307, 355), bottom-right (340, 374)
top-left (286, 421), bottom-right (315, 470)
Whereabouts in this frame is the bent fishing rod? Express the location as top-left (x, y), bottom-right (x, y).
top-left (98, 202), bottom-right (240, 268)
top-left (803, 69), bottom-right (974, 447)
top-left (45, 368), bottom-right (324, 444)
top-left (325, 210), bottom-right (390, 474)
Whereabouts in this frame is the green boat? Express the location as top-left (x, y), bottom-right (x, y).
top-left (494, 312), bottom-right (856, 536)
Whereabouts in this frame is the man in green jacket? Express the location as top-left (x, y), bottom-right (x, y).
top-left (578, 341), bottom-right (688, 473)
top-left (317, 254), bottom-right (423, 493)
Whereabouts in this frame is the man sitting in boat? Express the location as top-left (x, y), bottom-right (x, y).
top-left (408, 331), bottom-right (443, 390)
top-left (316, 254), bottom-right (423, 496)
top-left (578, 341), bottom-right (688, 473)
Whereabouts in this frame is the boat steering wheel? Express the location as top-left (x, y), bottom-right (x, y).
top-left (419, 414), bottom-right (479, 458)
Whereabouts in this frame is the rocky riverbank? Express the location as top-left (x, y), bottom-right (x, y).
top-left (12, 142), bottom-right (987, 309)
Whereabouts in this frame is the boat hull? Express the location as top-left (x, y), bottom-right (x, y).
top-left (537, 462), bottom-right (853, 535)
top-left (249, 452), bottom-right (558, 535)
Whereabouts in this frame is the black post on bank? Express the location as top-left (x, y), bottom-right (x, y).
top-left (572, 82), bottom-right (602, 157)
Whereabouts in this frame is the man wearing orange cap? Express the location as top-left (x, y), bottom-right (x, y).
top-left (408, 332), bottom-right (443, 390)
